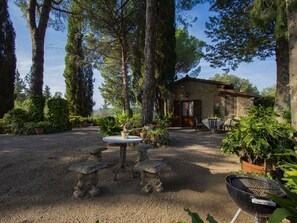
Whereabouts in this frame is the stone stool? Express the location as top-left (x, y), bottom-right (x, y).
top-left (134, 159), bottom-right (167, 193)
top-left (82, 145), bottom-right (107, 162)
top-left (69, 161), bottom-right (107, 198)
top-left (135, 144), bottom-right (153, 163)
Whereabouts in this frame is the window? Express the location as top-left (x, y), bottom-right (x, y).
top-left (182, 101), bottom-right (194, 117)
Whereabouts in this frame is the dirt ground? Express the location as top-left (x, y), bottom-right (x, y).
top-left (0, 127), bottom-right (256, 223)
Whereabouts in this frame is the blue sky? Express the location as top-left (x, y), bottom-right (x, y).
top-left (8, 2), bottom-right (276, 110)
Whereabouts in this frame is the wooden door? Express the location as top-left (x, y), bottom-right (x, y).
top-left (173, 100), bottom-right (202, 127)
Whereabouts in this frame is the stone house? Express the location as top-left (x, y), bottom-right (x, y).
top-left (167, 75), bottom-right (258, 127)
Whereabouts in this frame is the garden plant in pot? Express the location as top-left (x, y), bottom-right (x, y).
top-left (220, 106), bottom-right (296, 174)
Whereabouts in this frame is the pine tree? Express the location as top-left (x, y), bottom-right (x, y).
top-left (64, 1), bottom-right (94, 116)
top-left (0, 0), bottom-right (16, 118)
top-left (14, 70), bottom-right (28, 103)
top-left (43, 85), bottom-right (51, 101)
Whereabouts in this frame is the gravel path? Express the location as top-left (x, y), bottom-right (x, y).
top-left (0, 127), bottom-right (255, 223)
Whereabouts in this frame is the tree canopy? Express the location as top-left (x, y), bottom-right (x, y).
top-left (175, 28), bottom-right (204, 78)
top-left (210, 73), bottom-right (259, 95)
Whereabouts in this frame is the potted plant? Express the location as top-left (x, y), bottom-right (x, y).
top-left (220, 106), bottom-right (296, 174)
top-left (34, 121), bottom-right (50, 135)
top-left (139, 128), bottom-right (147, 138)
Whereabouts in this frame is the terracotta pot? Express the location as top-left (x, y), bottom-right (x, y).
top-left (140, 132), bottom-right (147, 138)
top-left (240, 159), bottom-right (267, 174)
top-left (35, 128), bottom-right (44, 135)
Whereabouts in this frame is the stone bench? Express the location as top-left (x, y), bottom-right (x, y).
top-left (69, 161), bottom-right (107, 198)
top-left (82, 145), bottom-right (107, 162)
top-left (134, 159), bottom-right (167, 193)
top-left (135, 144), bottom-right (153, 163)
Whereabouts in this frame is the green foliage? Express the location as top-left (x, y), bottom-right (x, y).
top-left (261, 85), bottom-right (276, 97)
top-left (0, 0), bottom-right (16, 118)
top-left (175, 209), bottom-right (218, 223)
top-left (268, 150), bottom-right (297, 223)
top-left (175, 28), bottom-right (204, 77)
top-left (14, 70), bottom-right (28, 103)
top-left (47, 98), bottom-right (70, 132)
top-left (2, 108), bottom-right (30, 134)
top-left (268, 181), bottom-right (297, 223)
top-left (43, 85), bottom-right (51, 101)
top-left (98, 57), bottom-right (134, 110)
top-left (117, 113), bottom-right (142, 130)
top-left (146, 126), bottom-right (170, 147)
top-left (69, 116), bottom-right (81, 127)
top-left (205, 0), bottom-right (275, 71)
top-left (0, 119), bottom-right (6, 134)
top-left (69, 115), bottom-right (98, 127)
top-left (254, 96), bottom-right (275, 108)
top-left (28, 95), bottom-right (46, 122)
top-left (210, 73), bottom-right (259, 95)
top-left (98, 116), bottom-right (121, 136)
top-left (64, 2), bottom-right (94, 117)
top-left (34, 121), bottom-right (51, 129)
top-left (221, 106), bottom-right (296, 165)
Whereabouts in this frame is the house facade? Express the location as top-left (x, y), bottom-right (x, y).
top-left (167, 75), bottom-right (258, 127)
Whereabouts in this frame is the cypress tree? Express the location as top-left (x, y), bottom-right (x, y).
top-left (64, 2), bottom-right (94, 116)
top-left (155, 0), bottom-right (176, 117)
top-left (0, 0), bottom-right (16, 118)
top-left (14, 70), bottom-right (28, 103)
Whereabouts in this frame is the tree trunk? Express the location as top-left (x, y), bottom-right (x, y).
top-left (142, 0), bottom-right (157, 125)
top-left (286, 0), bottom-right (297, 130)
top-left (275, 37), bottom-right (290, 119)
top-left (27, 0), bottom-right (52, 96)
top-left (121, 46), bottom-right (132, 117)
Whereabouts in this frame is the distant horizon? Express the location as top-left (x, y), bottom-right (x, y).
top-left (8, 2), bottom-right (276, 110)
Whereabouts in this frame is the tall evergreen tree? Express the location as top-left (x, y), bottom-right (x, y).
top-left (14, 70), bottom-right (28, 103)
top-left (64, 1), bottom-right (94, 116)
top-left (0, 0), bottom-right (16, 118)
top-left (155, 0), bottom-right (176, 117)
top-left (83, 63), bottom-right (95, 116)
top-left (43, 85), bottom-right (51, 101)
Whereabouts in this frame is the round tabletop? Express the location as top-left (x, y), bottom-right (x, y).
top-left (103, 135), bottom-right (143, 144)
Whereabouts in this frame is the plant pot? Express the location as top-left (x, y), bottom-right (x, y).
top-left (140, 132), bottom-right (147, 138)
top-left (240, 159), bottom-right (267, 174)
top-left (121, 131), bottom-right (129, 139)
top-left (35, 128), bottom-right (44, 135)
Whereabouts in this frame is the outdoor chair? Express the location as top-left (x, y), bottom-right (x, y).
top-left (208, 118), bottom-right (217, 133)
top-left (223, 117), bottom-right (235, 131)
top-left (194, 116), bottom-right (203, 131)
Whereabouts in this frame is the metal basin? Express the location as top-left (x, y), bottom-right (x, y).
top-left (226, 174), bottom-right (286, 218)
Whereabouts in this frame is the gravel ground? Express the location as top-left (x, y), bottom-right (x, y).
top-left (0, 127), bottom-right (255, 223)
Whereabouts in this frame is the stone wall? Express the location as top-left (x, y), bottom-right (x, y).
top-left (236, 96), bottom-right (254, 117)
top-left (170, 81), bottom-right (218, 119)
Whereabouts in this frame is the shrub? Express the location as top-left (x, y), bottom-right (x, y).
top-left (2, 108), bottom-right (30, 134)
top-left (221, 106), bottom-right (296, 165)
top-left (47, 98), bottom-right (70, 132)
top-left (28, 95), bottom-right (46, 122)
top-left (0, 119), bottom-right (5, 134)
top-left (69, 116), bottom-right (81, 127)
top-left (98, 116), bottom-right (121, 136)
